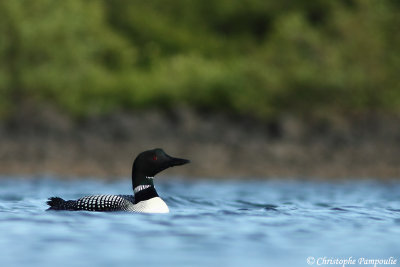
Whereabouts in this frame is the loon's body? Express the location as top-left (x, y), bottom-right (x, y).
top-left (46, 149), bottom-right (189, 213)
top-left (47, 193), bottom-right (169, 213)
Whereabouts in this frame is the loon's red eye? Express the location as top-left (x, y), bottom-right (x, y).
top-left (152, 155), bottom-right (157, 161)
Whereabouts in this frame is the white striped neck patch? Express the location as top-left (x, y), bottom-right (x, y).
top-left (134, 184), bottom-right (152, 194)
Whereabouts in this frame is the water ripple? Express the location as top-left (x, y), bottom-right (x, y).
top-left (0, 177), bottom-right (399, 267)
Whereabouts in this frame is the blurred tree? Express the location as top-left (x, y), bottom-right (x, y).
top-left (0, 0), bottom-right (134, 117)
top-left (0, 0), bottom-right (399, 119)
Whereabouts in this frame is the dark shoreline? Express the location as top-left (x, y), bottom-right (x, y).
top-left (1, 107), bottom-right (400, 180)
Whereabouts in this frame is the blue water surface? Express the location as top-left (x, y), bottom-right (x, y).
top-left (0, 176), bottom-right (399, 267)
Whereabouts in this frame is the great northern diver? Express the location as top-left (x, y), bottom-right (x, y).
top-left (46, 148), bottom-right (190, 213)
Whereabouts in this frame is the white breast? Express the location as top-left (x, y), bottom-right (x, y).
top-left (129, 197), bottom-right (169, 213)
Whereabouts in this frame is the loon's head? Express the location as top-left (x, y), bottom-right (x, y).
top-left (132, 148), bottom-right (190, 188)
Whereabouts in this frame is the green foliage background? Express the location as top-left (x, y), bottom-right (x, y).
top-left (0, 0), bottom-right (399, 119)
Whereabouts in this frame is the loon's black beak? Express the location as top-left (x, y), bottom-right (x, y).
top-left (168, 156), bottom-right (190, 167)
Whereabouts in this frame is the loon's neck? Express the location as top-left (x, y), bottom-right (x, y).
top-left (132, 167), bottom-right (160, 203)
top-left (133, 185), bottom-right (159, 204)
top-left (131, 173), bottom-right (168, 213)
